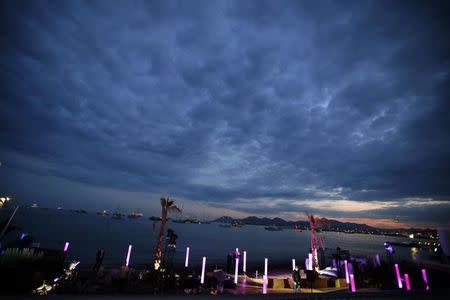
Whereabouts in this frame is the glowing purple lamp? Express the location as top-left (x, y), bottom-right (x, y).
top-left (421, 268), bottom-right (429, 290)
top-left (308, 253), bottom-right (313, 270)
top-left (262, 275), bottom-right (268, 294)
top-left (350, 274), bottom-right (356, 292)
top-left (64, 242), bottom-right (69, 252)
top-left (234, 257), bottom-right (239, 284)
top-left (394, 264), bottom-right (403, 289)
top-left (264, 258), bottom-right (268, 277)
top-left (404, 273), bottom-right (411, 291)
top-left (243, 251), bottom-right (247, 273)
top-left (292, 258), bottom-right (296, 271)
top-left (200, 257), bottom-right (206, 284)
top-left (185, 247), bottom-right (190, 268)
top-left (125, 244), bottom-right (132, 267)
top-left (344, 260), bottom-right (350, 284)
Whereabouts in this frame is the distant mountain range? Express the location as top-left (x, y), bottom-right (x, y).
top-left (213, 215), bottom-right (436, 234)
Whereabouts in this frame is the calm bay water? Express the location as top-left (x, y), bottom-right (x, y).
top-left (1, 207), bottom-right (429, 271)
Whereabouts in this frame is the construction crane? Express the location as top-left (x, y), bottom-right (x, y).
top-left (305, 213), bottom-right (329, 271)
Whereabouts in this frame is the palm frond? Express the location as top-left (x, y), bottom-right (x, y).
top-left (168, 205), bottom-right (182, 214)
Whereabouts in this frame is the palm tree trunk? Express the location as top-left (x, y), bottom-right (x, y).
top-left (154, 208), bottom-right (167, 269)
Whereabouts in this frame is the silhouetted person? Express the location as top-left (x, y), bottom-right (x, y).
top-left (93, 248), bottom-right (105, 271)
top-left (226, 253), bottom-right (232, 274)
top-left (292, 265), bottom-right (301, 293)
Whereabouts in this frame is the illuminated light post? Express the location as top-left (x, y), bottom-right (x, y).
top-left (64, 242), bottom-right (69, 252)
top-left (292, 258), bottom-right (296, 271)
top-left (125, 244), bottom-right (132, 267)
top-left (422, 269), bottom-right (429, 290)
top-left (243, 251), bottom-right (247, 273)
top-left (404, 273), bottom-right (411, 291)
top-left (375, 254), bottom-right (381, 267)
top-left (262, 275), bottom-right (268, 294)
top-left (200, 257), bottom-right (206, 284)
top-left (185, 247), bottom-right (190, 268)
top-left (264, 258), bottom-right (268, 277)
top-left (350, 274), bottom-right (356, 292)
top-left (394, 264), bottom-right (403, 289)
top-left (344, 260), bottom-right (350, 284)
top-left (234, 258), bottom-right (239, 284)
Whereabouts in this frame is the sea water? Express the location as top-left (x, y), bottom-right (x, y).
top-left (0, 207), bottom-right (429, 270)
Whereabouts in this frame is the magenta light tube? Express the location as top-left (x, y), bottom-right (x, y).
top-left (292, 258), bottom-right (296, 271)
top-left (262, 275), bottom-right (268, 294)
top-left (125, 244), bottom-right (132, 267)
top-left (185, 247), bottom-right (190, 268)
top-left (344, 260), bottom-right (349, 284)
top-left (264, 258), bottom-right (268, 276)
top-left (234, 258), bottom-right (239, 284)
top-left (395, 264), bottom-right (403, 288)
top-left (200, 257), bottom-right (206, 284)
top-left (243, 251), bottom-right (247, 273)
top-left (64, 242), bottom-right (69, 252)
top-left (308, 253), bottom-right (313, 270)
top-left (350, 274), bottom-right (356, 292)
top-left (404, 273), bottom-right (411, 291)
top-left (421, 269), bottom-right (429, 290)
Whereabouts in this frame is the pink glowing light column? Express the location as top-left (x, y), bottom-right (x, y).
top-left (64, 242), bottom-right (69, 252)
top-left (243, 251), bottom-right (247, 273)
top-left (421, 269), bottom-right (429, 290)
top-left (262, 275), bottom-right (268, 294)
top-left (404, 273), bottom-right (411, 291)
top-left (185, 247), bottom-right (190, 268)
top-left (200, 257), bottom-right (206, 284)
top-left (308, 253), bottom-right (313, 270)
top-left (292, 258), bottom-right (296, 271)
top-left (350, 274), bottom-right (356, 292)
top-left (394, 264), bottom-right (403, 289)
top-left (234, 258), bottom-right (239, 284)
top-left (125, 244), bottom-right (132, 267)
top-left (344, 260), bottom-right (350, 284)
top-left (264, 258), bottom-right (268, 277)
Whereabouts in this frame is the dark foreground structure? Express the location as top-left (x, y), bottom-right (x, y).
top-left (2, 289), bottom-right (450, 300)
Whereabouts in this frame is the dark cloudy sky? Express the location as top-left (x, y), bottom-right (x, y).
top-left (1, 0), bottom-right (449, 228)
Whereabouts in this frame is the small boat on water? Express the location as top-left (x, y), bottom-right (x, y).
top-left (265, 225), bottom-right (283, 231)
top-left (97, 210), bottom-right (110, 216)
top-left (231, 221), bottom-right (243, 227)
top-left (292, 224), bottom-right (303, 231)
top-left (112, 212), bottom-right (124, 220)
top-left (128, 212), bottom-right (143, 218)
top-left (149, 216), bottom-right (162, 221)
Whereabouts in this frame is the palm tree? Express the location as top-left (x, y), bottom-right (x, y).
top-left (153, 197), bottom-right (181, 270)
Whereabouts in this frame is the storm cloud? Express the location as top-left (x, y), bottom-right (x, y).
top-left (0, 0), bottom-right (449, 227)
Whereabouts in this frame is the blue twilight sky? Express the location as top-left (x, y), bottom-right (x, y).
top-left (0, 0), bottom-right (449, 228)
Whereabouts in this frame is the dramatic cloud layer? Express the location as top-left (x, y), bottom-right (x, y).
top-left (1, 0), bottom-right (449, 227)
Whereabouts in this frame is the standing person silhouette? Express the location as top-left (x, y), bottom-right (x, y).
top-left (292, 265), bottom-right (301, 293)
top-left (93, 248), bottom-right (105, 271)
